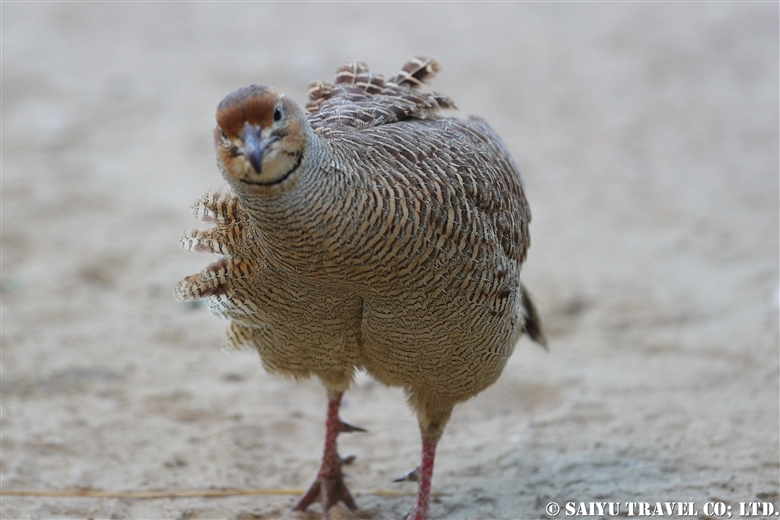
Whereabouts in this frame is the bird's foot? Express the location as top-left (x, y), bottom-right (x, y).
top-left (402, 506), bottom-right (428, 520)
top-left (292, 392), bottom-right (364, 519)
top-left (291, 455), bottom-right (358, 519)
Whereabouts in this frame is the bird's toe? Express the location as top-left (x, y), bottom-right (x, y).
top-left (339, 420), bottom-right (368, 433)
top-left (392, 467), bottom-right (419, 483)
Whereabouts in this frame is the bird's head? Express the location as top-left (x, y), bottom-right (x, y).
top-left (214, 84), bottom-right (308, 188)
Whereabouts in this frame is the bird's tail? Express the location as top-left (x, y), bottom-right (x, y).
top-left (173, 187), bottom-right (256, 303)
top-left (520, 283), bottom-right (548, 349)
top-left (388, 56), bottom-right (441, 88)
top-left (306, 56), bottom-right (455, 116)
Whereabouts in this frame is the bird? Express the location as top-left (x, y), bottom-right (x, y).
top-left (174, 57), bottom-right (546, 520)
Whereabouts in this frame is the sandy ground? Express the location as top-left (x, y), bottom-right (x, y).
top-left (2, 3), bottom-right (778, 520)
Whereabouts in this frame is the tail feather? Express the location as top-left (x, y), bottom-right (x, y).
top-left (307, 56), bottom-right (456, 132)
top-left (389, 56), bottom-right (440, 88)
top-left (180, 228), bottom-right (232, 256)
top-left (175, 188), bottom-right (256, 304)
top-left (520, 283), bottom-right (548, 350)
top-left (173, 257), bottom-right (252, 302)
top-left (192, 186), bottom-right (241, 223)
top-left (333, 61), bottom-right (385, 93)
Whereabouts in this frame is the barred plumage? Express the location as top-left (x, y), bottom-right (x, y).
top-left (175, 57), bottom-right (545, 520)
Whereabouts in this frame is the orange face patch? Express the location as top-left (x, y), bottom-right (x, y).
top-left (216, 84), bottom-right (279, 138)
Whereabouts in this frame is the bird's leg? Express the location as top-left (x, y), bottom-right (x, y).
top-left (404, 434), bottom-right (439, 520)
top-left (291, 390), bottom-right (363, 517)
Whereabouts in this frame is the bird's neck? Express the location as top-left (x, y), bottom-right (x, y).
top-left (235, 132), bottom-right (357, 274)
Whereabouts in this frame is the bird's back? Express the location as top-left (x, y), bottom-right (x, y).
top-left (299, 58), bottom-right (531, 274)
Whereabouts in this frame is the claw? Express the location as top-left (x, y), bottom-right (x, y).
top-left (393, 467), bottom-right (420, 482)
top-left (340, 420), bottom-right (367, 433)
top-left (292, 476), bottom-right (358, 518)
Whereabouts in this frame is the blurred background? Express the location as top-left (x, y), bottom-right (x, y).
top-left (2, 3), bottom-right (778, 519)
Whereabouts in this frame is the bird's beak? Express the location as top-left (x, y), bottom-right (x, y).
top-left (239, 123), bottom-right (276, 174)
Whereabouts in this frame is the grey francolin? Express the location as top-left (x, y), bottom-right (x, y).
top-left (175, 57), bottom-right (546, 520)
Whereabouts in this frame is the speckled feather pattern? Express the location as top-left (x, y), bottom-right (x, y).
top-left (175, 57), bottom-right (545, 437)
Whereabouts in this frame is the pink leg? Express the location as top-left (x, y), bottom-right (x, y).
top-left (405, 435), bottom-right (438, 520)
top-left (291, 392), bottom-right (361, 518)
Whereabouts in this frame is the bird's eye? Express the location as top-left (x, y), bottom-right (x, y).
top-left (273, 107), bottom-right (282, 122)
